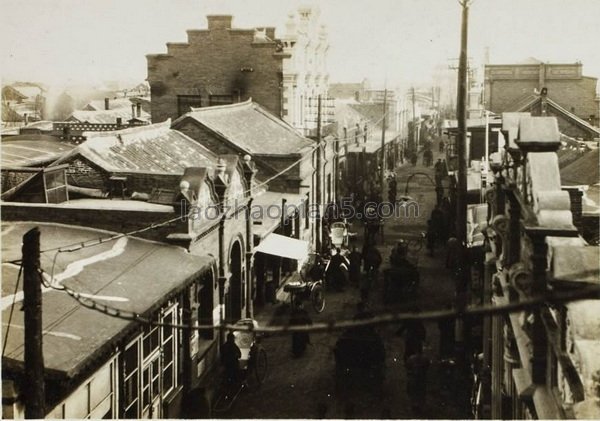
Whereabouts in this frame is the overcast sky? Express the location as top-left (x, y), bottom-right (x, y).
top-left (1, 0), bottom-right (599, 90)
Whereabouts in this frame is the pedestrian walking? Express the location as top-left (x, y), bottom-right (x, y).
top-left (348, 245), bottom-right (362, 286)
top-left (438, 307), bottom-right (456, 359)
top-left (405, 347), bottom-right (430, 415)
top-left (397, 318), bottom-right (426, 363)
top-left (290, 300), bottom-right (312, 357)
top-left (359, 271), bottom-right (372, 303)
top-left (434, 159), bottom-right (444, 186)
top-left (439, 139), bottom-right (445, 153)
top-left (221, 332), bottom-right (242, 384)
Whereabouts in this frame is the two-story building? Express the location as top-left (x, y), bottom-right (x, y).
top-left (146, 7), bottom-right (330, 135)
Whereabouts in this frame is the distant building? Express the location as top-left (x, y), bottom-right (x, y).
top-left (70, 97), bottom-right (151, 126)
top-left (1, 83), bottom-right (46, 125)
top-left (484, 60), bottom-right (600, 139)
top-left (329, 79), bottom-right (370, 102)
top-left (147, 7), bottom-right (330, 135)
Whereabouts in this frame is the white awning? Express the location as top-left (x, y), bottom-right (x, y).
top-left (254, 233), bottom-right (309, 261)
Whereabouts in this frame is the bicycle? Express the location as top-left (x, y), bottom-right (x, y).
top-left (213, 319), bottom-right (268, 414)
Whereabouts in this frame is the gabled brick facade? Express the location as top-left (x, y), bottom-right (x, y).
top-left (147, 15), bottom-right (284, 124)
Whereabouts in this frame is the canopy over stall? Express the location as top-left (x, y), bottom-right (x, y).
top-left (254, 233), bottom-right (310, 266)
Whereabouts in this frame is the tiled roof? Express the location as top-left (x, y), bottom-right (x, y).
top-left (1, 221), bottom-right (214, 378)
top-left (69, 107), bottom-right (151, 124)
top-left (175, 100), bottom-right (313, 155)
top-left (560, 148), bottom-right (599, 186)
top-left (54, 120), bottom-right (218, 173)
top-left (1, 138), bottom-right (75, 167)
top-left (84, 98), bottom-right (136, 111)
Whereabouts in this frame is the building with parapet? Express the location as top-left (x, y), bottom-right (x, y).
top-left (146, 7), bottom-right (330, 135)
top-left (484, 60), bottom-right (600, 139)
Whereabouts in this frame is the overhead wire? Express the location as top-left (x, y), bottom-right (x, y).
top-left (2, 263), bottom-right (23, 357)
top-left (40, 262), bottom-right (600, 336)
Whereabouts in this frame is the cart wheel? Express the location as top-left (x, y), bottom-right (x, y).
top-left (311, 283), bottom-right (326, 313)
top-left (253, 346), bottom-right (268, 385)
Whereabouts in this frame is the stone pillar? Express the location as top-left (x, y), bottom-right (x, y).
top-left (529, 232), bottom-right (548, 384)
top-left (563, 187), bottom-right (583, 231)
top-left (507, 194), bottom-right (521, 266)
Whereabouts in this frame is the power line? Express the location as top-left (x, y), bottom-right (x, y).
top-left (38, 265), bottom-right (600, 335)
top-left (2, 264), bottom-right (23, 357)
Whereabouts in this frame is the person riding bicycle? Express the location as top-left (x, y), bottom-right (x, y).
top-left (388, 241), bottom-right (420, 291)
top-left (221, 332), bottom-right (242, 384)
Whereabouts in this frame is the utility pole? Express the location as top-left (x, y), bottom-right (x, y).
top-left (315, 95), bottom-right (322, 254)
top-left (380, 88), bottom-right (387, 191)
top-left (411, 87), bottom-right (417, 151)
top-left (455, 0), bottom-right (470, 367)
top-left (22, 227), bottom-right (46, 419)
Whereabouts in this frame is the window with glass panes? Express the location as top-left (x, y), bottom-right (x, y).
top-left (123, 337), bottom-right (141, 418)
top-left (161, 305), bottom-right (177, 395)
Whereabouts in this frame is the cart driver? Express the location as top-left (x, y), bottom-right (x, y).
top-left (221, 332), bottom-right (242, 384)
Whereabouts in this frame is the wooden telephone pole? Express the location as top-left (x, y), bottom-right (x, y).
top-left (455, 0), bottom-right (471, 365)
top-left (22, 227), bottom-right (46, 419)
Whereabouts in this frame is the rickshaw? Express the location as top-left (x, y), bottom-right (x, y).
top-left (213, 319), bottom-right (268, 413)
top-left (284, 261), bottom-right (326, 313)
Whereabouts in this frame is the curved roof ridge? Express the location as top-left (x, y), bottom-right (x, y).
top-left (190, 98), bottom-right (253, 113)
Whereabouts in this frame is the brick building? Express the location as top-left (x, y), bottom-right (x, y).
top-left (147, 15), bottom-right (283, 123)
top-left (484, 60), bottom-right (600, 139)
top-left (146, 7), bottom-right (330, 135)
top-left (2, 127), bottom-right (258, 417)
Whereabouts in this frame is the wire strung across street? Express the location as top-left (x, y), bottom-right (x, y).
top-left (2, 263), bottom-right (23, 357)
top-left (37, 266), bottom-right (600, 336)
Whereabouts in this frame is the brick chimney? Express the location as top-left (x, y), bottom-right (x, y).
top-left (265, 27), bottom-right (276, 40)
top-left (104, 98), bottom-right (110, 110)
top-left (207, 15), bottom-right (233, 31)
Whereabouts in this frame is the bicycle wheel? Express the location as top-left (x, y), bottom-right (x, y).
top-left (310, 282), bottom-right (326, 313)
top-left (253, 347), bottom-right (268, 385)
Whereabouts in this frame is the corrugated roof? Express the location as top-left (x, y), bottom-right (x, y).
top-left (54, 120), bottom-right (217, 173)
top-left (1, 139), bottom-right (75, 167)
top-left (69, 107), bottom-right (150, 124)
top-left (176, 100), bottom-right (313, 155)
top-left (560, 148), bottom-right (599, 186)
top-left (1, 221), bottom-right (214, 378)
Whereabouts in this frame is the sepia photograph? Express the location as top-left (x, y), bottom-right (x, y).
top-left (1, 0), bottom-right (599, 419)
